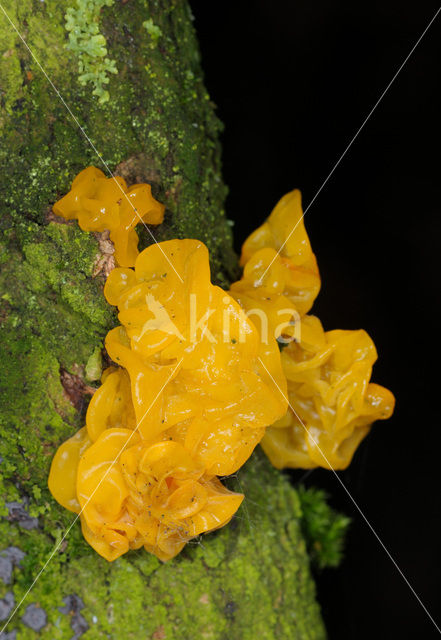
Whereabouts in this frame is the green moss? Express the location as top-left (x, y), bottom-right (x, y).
top-left (0, 224), bottom-right (109, 497)
top-left (298, 486), bottom-right (351, 570)
top-left (0, 3), bottom-right (22, 114)
top-left (0, 454), bottom-right (325, 639)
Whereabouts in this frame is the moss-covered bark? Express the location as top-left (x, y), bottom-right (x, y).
top-left (0, 1), bottom-right (326, 638)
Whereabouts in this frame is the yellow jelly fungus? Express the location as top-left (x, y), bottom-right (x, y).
top-left (48, 177), bottom-right (395, 560)
top-left (261, 316), bottom-right (395, 470)
top-left (233, 189), bottom-right (321, 317)
top-left (49, 237), bottom-right (287, 561)
top-left (231, 190), bottom-right (394, 470)
top-left (85, 367), bottom-right (136, 442)
top-left (51, 427), bottom-right (243, 562)
top-left (48, 426), bottom-right (92, 513)
top-left (52, 166), bottom-right (165, 267)
top-left (230, 247), bottom-right (301, 343)
top-left (83, 360), bottom-right (281, 478)
top-left (103, 239), bottom-right (287, 475)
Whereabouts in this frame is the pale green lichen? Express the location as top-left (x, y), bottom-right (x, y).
top-left (85, 345), bottom-right (103, 381)
top-left (65, 0), bottom-right (117, 104)
top-left (143, 18), bottom-right (163, 48)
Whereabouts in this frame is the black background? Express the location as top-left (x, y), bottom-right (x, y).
top-left (191, 2), bottom-right (441, 638)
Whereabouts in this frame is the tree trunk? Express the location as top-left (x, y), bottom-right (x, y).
top-left (0, 1), bottom-right (326, 638)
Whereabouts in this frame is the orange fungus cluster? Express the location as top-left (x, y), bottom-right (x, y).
top-left (49, 206), bottom-right (287, 560)
top-left (230, 189), bottom-right (395, 471)
top-left (49, 169), bottom-right (394, 562)
top-left (260, 318), bottom-right (395, 470)
top-left (52, 166), bottom-right (164, 267)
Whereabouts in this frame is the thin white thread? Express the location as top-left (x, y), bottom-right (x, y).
top-left (233, 477), bottom-right (255, 534)
top-left (259, 6), bottom-right (441, 283)
top-left (0, 358), bottom-right (183, 636)
top-left (0, 2), bottom-right (184, 284)
top-left (258, 356), bottom-right (441, 635)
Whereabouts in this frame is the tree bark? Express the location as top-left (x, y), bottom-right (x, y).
top-left (0, 1), bottom-right (326, 638)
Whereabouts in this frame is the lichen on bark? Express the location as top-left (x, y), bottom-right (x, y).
top-left (0, 1), bottom-right (326, 638)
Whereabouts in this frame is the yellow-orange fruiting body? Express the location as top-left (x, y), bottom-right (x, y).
top-left (49, 238), bottom-right (287, 561)
top-left (49, 176), bottom-right (396, 560)
top-left (231, 189), bottom-right (320, 321)
top-left (52, 167), bottom-right (165, 267)
top-left (261, 316), bottom-right (395, 470)
top-left (85, 367), bottom-right (136, 441)
top-left (232, 189), bottom-right (394, 471)
top-left (103, 239), bottom-right (288, 476)
top-left (48, 426), bottom-right (92, 513)
top-left (50, 428), bottom-right (242, 562)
